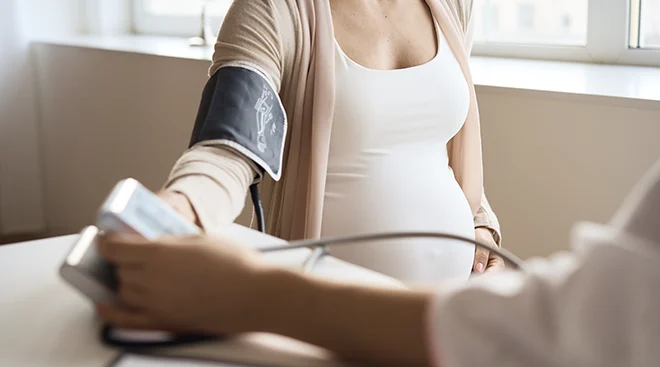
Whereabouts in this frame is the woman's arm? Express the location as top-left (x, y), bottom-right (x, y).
top-left (159, 0), bottom-right (294, 232)
top-left (97, 224), bottom-right (660, 367)
top-left (456, 0), bottom-right (504, 256)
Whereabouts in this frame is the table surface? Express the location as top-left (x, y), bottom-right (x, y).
top-left (0, 225), bottom-right (402, 367)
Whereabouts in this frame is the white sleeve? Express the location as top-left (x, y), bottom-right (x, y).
top-left (428, 226), bottom-right (660, 367)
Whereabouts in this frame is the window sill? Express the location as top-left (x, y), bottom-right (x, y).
top-left (469, 56), bottom-right (660, 108)
top-left (33, 35), bottom-right (660, 108)
top-left (33, 35), bottom-right (216, 62)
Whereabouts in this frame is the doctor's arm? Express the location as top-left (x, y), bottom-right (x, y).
top-left (97, 225), bottom-right (660, 367)
top-left (438, 157), bottom-right (660, 366)
top-left (97, 234), bottom-right (435, 367)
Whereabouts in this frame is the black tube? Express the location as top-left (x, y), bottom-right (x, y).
top-left (250, 184), bottom-right (266, 233)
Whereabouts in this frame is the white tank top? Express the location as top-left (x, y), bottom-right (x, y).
top-left (321, 23), bottom-right (476, 285)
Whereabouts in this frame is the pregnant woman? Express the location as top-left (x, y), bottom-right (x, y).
top-left (160, 0), bottom-right (504, 283)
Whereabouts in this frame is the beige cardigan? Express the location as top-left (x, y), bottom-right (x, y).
top-left (165, 0), bottom-right (501, 243)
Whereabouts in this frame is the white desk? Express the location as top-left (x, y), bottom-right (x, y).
top-left (0, 226), bottom-right (402, 367)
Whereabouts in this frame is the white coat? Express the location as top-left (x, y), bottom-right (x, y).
top-left (429, 159), bottom-right (660, 367)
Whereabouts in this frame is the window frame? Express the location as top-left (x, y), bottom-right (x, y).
top-left (132, 0), bottom-right (227, 37)
top-left (133, 0), bottom-right (660, 67)
top-left (471, 0), bottom-right (660, 67)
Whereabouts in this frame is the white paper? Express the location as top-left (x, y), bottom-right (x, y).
top-left (112, 354), bottom-right (251, 367)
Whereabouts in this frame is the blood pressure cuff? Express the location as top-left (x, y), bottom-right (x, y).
top-left (189, 66), bottom-right (287, 181)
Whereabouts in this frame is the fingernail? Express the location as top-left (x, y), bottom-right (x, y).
top-left (476, 263), bottom-right (485, 273)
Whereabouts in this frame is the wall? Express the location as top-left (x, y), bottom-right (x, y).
top-left (0, 0), bottom-right (85, 235)
top-left (477, 88), bottom-right (660, 258)
top-left (33, 44), bottom-right (660, 258)
top-left (19, 0), bottom-right (84, 39)
top-left (0, 0), bottom-right (131, 235)
top-left (0, 0), bottom-right (54, 234)
top-left (33, 44), bottom-right (215, 234)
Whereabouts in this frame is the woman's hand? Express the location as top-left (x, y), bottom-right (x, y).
top-left (472, 227), bottom-right (505, 273)
top-left (158, 190), bottom-right (201, 227)
top-left (96, 234), bottom-right (269, 335)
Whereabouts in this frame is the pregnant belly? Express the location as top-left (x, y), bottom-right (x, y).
top-left (321, 149), bottom-right (475, 286)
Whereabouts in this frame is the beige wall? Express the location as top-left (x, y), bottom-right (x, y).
top-left (33, 44), bottom-right (660, 258)
top-left (0, 0), bottom-right (84, 235)
top-left (33, 44), bottom-right (210, 233)
top-left (477, 88), bottom-right (660, 258)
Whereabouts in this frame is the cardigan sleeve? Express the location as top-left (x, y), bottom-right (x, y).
top-left (163, 0), bottom-right (296, 233)
top-left (164, 146), bottom-right (256, 234)
top-left (463, 0), bottom-right (476, 54)
top-left (445, 0), bottom-right (475, 48)
top-left (209, 0), bottom-right (295, 88)
top-left (473, 190), bottom-right (501, 244)
top-left (450, 0), bottom-right (502, 245)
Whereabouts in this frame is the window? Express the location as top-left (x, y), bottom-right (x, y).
top-left (471, 0), bottom-right (660, 67)
top-left (638, 0), bottom-right (660, 49)
top-left (473, 0), bottom-right (588, 46)
top-left (517, 4), bottom-right (535, 31)
top-left (133, 0), bottom-right (660, 67)
top-left (134, 0), bottom-right (232, 37)
top-left (141, 0), bottom-right (228, 16)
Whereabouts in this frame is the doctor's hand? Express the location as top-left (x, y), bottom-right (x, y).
top-left (96, 234), bottom-right (269, 335)
top-left (472, 227), bottom-right (505, 273)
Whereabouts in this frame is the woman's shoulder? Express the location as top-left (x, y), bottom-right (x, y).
top-left (226, 0), bottom-right (301, 50)
top-left (210, 0), bottom-right (302, 85)
top-left (229, 0), bottom-right (300, 23)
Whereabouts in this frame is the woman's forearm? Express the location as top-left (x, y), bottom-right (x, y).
top-left (251, 267), bottom-right (434, 367)
top-left (165, 145), bottom-right (257, 233)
